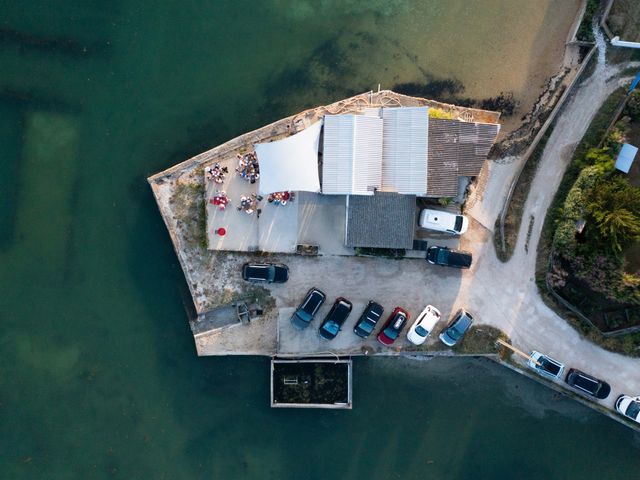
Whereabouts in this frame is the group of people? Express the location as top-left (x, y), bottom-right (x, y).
top-left (235, 152), bottom-right (260, 184)
top-left (205, 162), bottom-right (227, 184)
top-left (237, 193), bottom-right (261, 215)
top-left (209, 190), bottom-right (229, 211)
top-left (267, 191), bottom-right (294, 206)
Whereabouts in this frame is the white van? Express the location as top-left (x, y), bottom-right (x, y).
top-left (419, 209), bottom-right (468, 235)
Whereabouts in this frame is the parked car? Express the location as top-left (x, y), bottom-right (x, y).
top-left (353, 301), bottom-right (384, 339)
top-left (565, 369), bottom-right (611, 399)
top-left (527, 351), bottom-right (565, 380)
top-left (318, 297), bottom-right (353, 340)
top-left (290, 288), bottom-right (326, 330)
top-left (615, 395), bottom-right (640, 424)
top-left (407, 305), bottom-right (441, 345)
top-left (418, 209), bottom-right (469, 235)
top-left (377, 307), bottom-right (409, 346)
top-left (242, 263), bottom-right (289, 283)
top-left (439, 309), bottom-right (473, 346)
top-left (426, 246), bottom-right (472, 269)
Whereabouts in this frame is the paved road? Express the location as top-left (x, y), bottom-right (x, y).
top-left (465, 59), bottom-right (640, 411)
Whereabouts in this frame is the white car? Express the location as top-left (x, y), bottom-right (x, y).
top-left (407, 305), bottom-right (441, 345)
top-left (527, 351), bottom-right (565, 380)
top-left (418, 209), bottom-right (468, 235)
top-left (615, 395), bottom-right (640, 423)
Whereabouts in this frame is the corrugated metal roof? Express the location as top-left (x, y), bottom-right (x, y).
top-left (381, 107), bottom-right (429, 194)
top-left (345, 192), bottom-right (416, 249)
top-left (322, 115), bottom-right (382, 195)
top-left (323, 109), bottom-right (499, 198)
top-left (427, 119), bottom-right (500, 197)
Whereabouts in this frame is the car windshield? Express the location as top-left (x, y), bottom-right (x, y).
top-left (437, 249), bottom-right (449, 263)
top-left (266, 268), bottom-right (276, 282)
top-left (358, 318), bottom-right (376, 333)
top-left (323, 321), bottom-right (339, 335)
top-left (383, 326), bottom-right (400, 340)
top-left (540, 358), bottom-right (561, 375)
top-left (627, 401), bottom-right (640, 419)
top-left (454, 216), bottom-right (463, 232)
top-left (447, 326), bottom-right (463, 341)
top-left (414, 325), bottom-right (428, 337)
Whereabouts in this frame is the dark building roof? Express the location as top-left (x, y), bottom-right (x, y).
top-left (427, 119), bottom-right (500, 197)
top-left (345, 192), bottom-right (416, 249)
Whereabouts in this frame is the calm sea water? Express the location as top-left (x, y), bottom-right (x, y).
top-left (2, 1), bottom-right (640, 479)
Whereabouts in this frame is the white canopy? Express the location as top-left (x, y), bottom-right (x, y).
top-left (255, 120), bottom-right (323, 195)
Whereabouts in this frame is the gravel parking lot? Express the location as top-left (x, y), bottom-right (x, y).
top-left (267, 250), bottom-right (469, 355)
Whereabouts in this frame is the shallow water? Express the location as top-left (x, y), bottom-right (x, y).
top-left (2, 1), bottom-right (639, 479)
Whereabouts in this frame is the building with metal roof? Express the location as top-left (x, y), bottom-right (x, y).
top-left (321, 108), bottom-right (499, 199)
top-left (345, 192), bottom-right (416, 249)
top-left (615, 143), bottom-right (638, 174)
top-left (381, 107), bottom-right (429, 194)
top-left (426, 119), bottom-right (500, 197)
top-left (321, 115), bottom-right (382, 195)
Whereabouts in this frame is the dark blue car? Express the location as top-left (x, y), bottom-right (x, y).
top-left (353, 301), bottom-right (384, 338)
top-left (319, 297), bottom-right (353, 340)
top-left (290, 288), bottom-right (326, 330)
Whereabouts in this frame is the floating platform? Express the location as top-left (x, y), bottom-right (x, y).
top-left (270, 358), bottom-right (353, 409)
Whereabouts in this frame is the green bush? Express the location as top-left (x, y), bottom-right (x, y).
top-left (624, 90), bottom-right (640, 121)
top-left (553, 166), bottom-right (601, 255)
top-left (576, 0), bottom-right (599, 42)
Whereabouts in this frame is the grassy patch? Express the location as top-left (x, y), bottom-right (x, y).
top-left (169, 178), bottom-right (207, 250)
top-left (452, 325), bottom-right (511, 358)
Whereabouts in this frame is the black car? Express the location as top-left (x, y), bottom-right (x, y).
top-left (353, 301), bottom-right (384, 338)
top-left (290, 288), bottom-right (326, 330)
top-left (426, 246), bottom-right (472, 269)
top-left (242, 263), bottom-right (289, 283)
top-left (318, 297), bottom-right (353, 340)
top-left (565, 369), bottom-right (611, 399)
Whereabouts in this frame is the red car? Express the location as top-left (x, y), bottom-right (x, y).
top-left (377, 307), bottom-right (409, 346)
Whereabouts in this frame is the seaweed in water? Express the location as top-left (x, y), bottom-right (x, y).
top-left (478, 92), bottom-right (517, 117)
top-left (393, 79), bottom-right (465, 102)
top-left (0, 27), bottom-right (110, 58)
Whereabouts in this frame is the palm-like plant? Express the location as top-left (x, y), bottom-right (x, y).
top-left (586, 176), bottom-right (640, 253)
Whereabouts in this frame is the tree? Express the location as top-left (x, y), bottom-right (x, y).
top-left (586, 176), bottom-right (640, 252)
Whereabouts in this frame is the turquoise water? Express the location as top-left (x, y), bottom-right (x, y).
top-left (2, 1), bottom-right (640, 478)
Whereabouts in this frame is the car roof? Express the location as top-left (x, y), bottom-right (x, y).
top-left (422, 209), bottom-right (457, 229)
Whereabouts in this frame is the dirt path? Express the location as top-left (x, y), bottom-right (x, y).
top-left (462, 52), bottom-right (640, 412)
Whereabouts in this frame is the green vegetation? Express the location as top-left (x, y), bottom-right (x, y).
top-left (538, 87), bottom-right (640, 344)
top-left (576, 0), bottom-right (599, 42)
top-left (587, 175), bottom-right (640, 252)
top-left (538, 86), bottom-right (627, 273)
top-left (429, 108), bottom-right (455, 120)
top-left (355, 247), bottom-right (406, 259)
